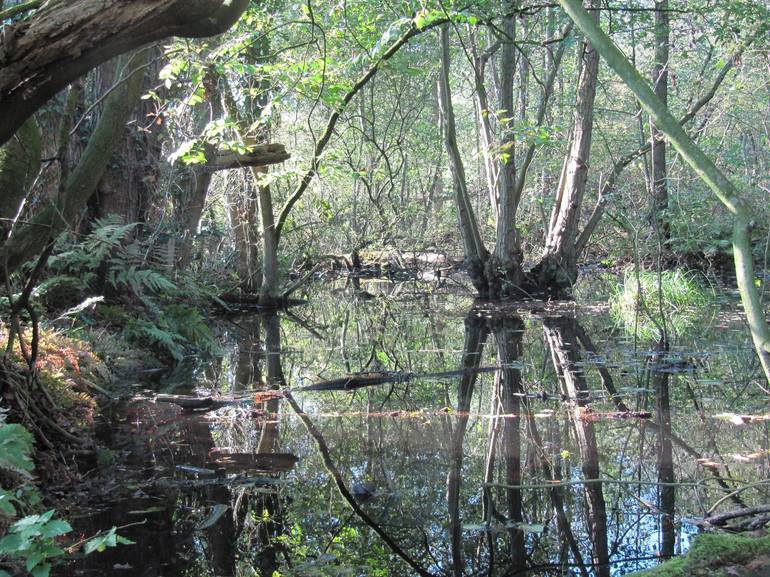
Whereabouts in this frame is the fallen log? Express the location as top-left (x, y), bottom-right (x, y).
top-left (154, 394), bottom-right (237, 410)
top-left (206, 451), bottom-right (298, 473)
top-left (704, 505), bottom-right (770, 527)
top-left (211, 143), bottom-right (289, 169)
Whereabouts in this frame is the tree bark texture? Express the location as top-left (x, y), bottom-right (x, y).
top-left (492, 11), bottom-right (524, 292)
top-left (91, 51), bottom-right (163, 226)
top-left (651, 0), bottom-right (670, 242)
top-left (535, 0), bottom-right (600, 293)
top-left (1, 49), bottom-right (149, 277)
top-left (0, 0), bottom-right (249, 145)
top-left (0, 118), bottom-right (40, 229)
top-left (438, 24), bottom-right (489, 295)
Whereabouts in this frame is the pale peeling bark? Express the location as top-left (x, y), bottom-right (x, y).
top-left (0, 0), bottom-right (250, 145)
top-left (535, 0), bottom-right (600, 293)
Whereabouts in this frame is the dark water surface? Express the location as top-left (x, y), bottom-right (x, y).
top-left (61, 279), bottom-right (770, 576)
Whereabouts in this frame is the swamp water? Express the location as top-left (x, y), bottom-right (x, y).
top-left (61, 278), bottom-right (770, 576)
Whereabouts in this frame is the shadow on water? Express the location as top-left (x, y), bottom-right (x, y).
top-left (61, 281), bottom-right (770, 576)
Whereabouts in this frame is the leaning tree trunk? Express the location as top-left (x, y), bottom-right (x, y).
top-left (533, 0), bottom-right (600, 295)
top-left (558, 0), bottom-right (770, 387)
top-left (437, 24), bottom-right (490, 295)
top-left (0, 0), bottom-right (250, 145)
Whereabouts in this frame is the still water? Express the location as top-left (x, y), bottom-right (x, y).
top-left (62, 277), bottom-right (770, 576)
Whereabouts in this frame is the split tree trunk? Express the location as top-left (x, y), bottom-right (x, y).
top-left (534, 0), bottom-right (600, 294)
top-left (437, 24), bottom-right (490, 295)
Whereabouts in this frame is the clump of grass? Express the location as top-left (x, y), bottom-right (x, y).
top-left (610, 268), bottom-right (716, 340)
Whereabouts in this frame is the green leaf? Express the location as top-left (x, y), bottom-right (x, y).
top-left (31, 563), bottom-right (51, 577)
top-left (39, 519), bottom-right (71, 539)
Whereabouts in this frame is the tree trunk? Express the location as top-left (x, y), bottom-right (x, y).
top-left (0, 0), bottom-right (249, 145)
top-left (491, 10), bottom-right (525, 295)
top-left (0, 118), bottom-right (41, 235)
top-left (534, 0), bottom-right (600, 294)
top-left (228, 172), bottom-right (262, 293)
top-left (558, 0), bottom-right (770, 386)
top-left (651, 0), bottom-right (670, 244)
top-left (175, 70), bottom-right (222, 270)
top-left (437, 24), bottom-right (490, 294)
top-left (91, 50), bottom-right (163, 227)
top-left (0, 49), bottom-right (149, 277)
top-left (257, 166), bottom-right (281, 305)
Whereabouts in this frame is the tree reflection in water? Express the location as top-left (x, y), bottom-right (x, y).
top-left (63, 291), bottom-right (770, 577)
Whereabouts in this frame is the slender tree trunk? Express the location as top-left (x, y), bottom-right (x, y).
top-left (437, 24), bottom-right (490, 294)
top-left (176, 70), bottom-right (222, 270)
top-left (257, 166), bottom-right (280, 305)
top-left (535, 0), bottom-right (600, 294)
top-left (228, 172), bottom-right (262, 293)
top-left (651, 0), bottom-right (670, 244)
top-left (469, 28), bottom-right (499, 223)
top-left (491, 9), bottom-right (524, 295)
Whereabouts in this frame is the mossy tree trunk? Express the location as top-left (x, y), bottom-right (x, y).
top-left (91, 49), bottom-right (163, 228)
top-left (0, 49), bottom-right (150, 277)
